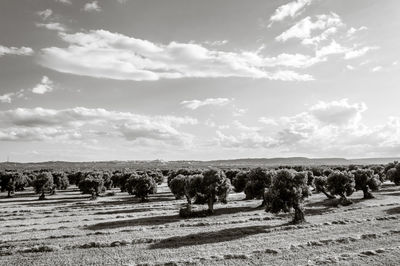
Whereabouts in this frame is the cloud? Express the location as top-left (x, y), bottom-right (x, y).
top-left (37, 9), bottom-right (53, 20)
top-left (346, 26), bottom-right (367, 37)
top-left (0, 107), bottom-right (197, 146)
top-left (371, 66), bottom-right (382, 72)
top-left (181, 98), bottom-right (232, 110)
top-left (344, 46), bottom-right (379, 60)
top-left (55, 0), bottom-right (72, 5)
top-left (83, 1), bottom-right (102, 12)
top-left (270, 0), bottom-right (313, 23)
top-left (39, 29), bottom-right (313, 81)
top-left (36, 22), bottom-right (67, 32)
top-left (309, 99), bottom-right (367, 125)
top-left (31, 76), bottom-right (54, 94)
top-left (0, 90), bottom-right (24, 104)
top-left (0, 45), bottom-right (33, 57)
top-left (276, 13), bottom-right (343, 42)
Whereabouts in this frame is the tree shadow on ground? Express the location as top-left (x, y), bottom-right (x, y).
top-left (18, 196), bottom-right (90, 206)
top-left (85, 214), bottom-right (181, 230)
top-left (93, 208), bottom-right (150, 215)
top-left (85, 206), bottom-right (263, 230)
top-left (386, 206), bottom-right (400, 215)
top-left (149, 223), bottom-right (288, 249)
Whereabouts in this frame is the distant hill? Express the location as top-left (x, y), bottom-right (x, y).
top-left (0, 157), bottom-right (399, 170)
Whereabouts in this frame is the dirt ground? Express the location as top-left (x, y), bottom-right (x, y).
top-left (1, 183), bottom-right (400, 265)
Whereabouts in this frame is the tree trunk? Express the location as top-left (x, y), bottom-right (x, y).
top-left (363, 187), bottom-right (374, 199)
top-left (339, 194), bottom-right (352, 206)
top-left (293, 204), bottom-right (306, 224)
top-left (90, 190), bottom-right (97, 200)
top-left (207, 195), bottom-right (214, 214)
top-left (39, 191), bottom-right (46, 200)
top-left (322, 189), bottom-right (335, 199)
top-left (7, 190), bottom-right (12, 198)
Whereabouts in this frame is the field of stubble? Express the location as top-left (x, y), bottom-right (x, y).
top-left (1, 183), bottom-right (400, 266)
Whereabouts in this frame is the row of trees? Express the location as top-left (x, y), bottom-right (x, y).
top-left (1, 162), bottom-right (400, 224)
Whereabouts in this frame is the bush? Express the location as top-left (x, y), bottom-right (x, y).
top-left (326, 171), bottom-right (355, 205)
top-left (264, 169), bottom-right (310, 224)
top-left (32, 172), bottom-right (54, 200)
top-left (102, 172), bottom-right (113, 190)
top-left (353, 169), bottom-right (381, 199)
top-left (147, 170), bottom-right (164, 185)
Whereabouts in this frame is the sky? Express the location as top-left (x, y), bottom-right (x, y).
top-left (0, 0), bottom-right (400, 162)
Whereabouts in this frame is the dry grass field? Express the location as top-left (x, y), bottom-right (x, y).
top-left (1, 183), bottom-right (400, 266)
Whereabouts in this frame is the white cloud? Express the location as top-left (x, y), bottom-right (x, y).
top-left (39, 29), bottom-right (313, 81)
top-left (276, 13), bottom-right (343, 42)
top-left (371, 66), bottom-right (382, 72)
top-left (83, 1), bottom-right (102, 12)
top-left (0, 107), bottom-right (197, 146)
top-left (36, 22), bottom-right (66, 32)
top-left (181, 98), bottom-right (232, 110)
top-left (55, 0), bottom-right (72, 5)
top-left (32, 76), bottom-right (54, 94)
top-left (0, 45), bottom-right (33, 57)
top-left (37, 9), bottom-right (53, 20)
top-left (259, 117), bottom-right (278, 126)
top-left (346, 26), bottom-right (367, 37)
top-left (0, 90), bottom-right (24, 104)
top-left (344, 46), bottom-right (379, 60)
top-left (346, 65), bottom-right (355, 70)
top-left (270, 0), bottom-right (313, 23)
top-left (309, 99), bottom-right (367, 126)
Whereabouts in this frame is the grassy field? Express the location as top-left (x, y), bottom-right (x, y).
top-left (1, 183), bottom-right (400, 266)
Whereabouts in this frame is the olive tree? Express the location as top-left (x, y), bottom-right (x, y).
top-left (131, 173), bottom-right (157, 202)
top-left (232, 170), bottom-right (248, 193)
top-left (51, 172), bottom-right (69, 194)
top-left (78, 173), bottom-right (104, 200)
top-left (326, 171), bottom-right (355, 205)
top-left (32, 172), bottom-right (54, 200)
top-left (353, 169), bottom-right (381, 199)
top-left (385, 161), bottom-right (400, 185)
top-left (314, 176), bottom-right (335, 199)
top-left (264, 170), bottom-right (311, 224)
top-left (168, 174), bottom-right (186, 199)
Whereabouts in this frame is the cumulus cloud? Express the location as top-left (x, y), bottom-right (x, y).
top-left (36, 22), bottom-right (67, 32)
top-left (0, 45), bottom-right (33, 57)
top-left (0, 107), bottom-right (197, 146)
top-left (83, 1), bottom-right (102, 12)
top-left (181, 98), bottom-right (232, 110)
top-left (270, 0), bottom-right (313, 24)
top-left (309, 99), bottom-right (367, 125)
top-left (0, 90), bottom-right (24, 104)
top-left (371, 66), bottom-right (382, 72)
top-left (39, 29), bottom-right (313, 81)
top-left (215, 99), bottom-right (400, 157)
top-left (55, 0), bottom-right (72, 5)
top-left (344, 46), bottom-right (379, 60)
top-left (31, 76), bottom-right (54, 94)
top-left (276, 13), bottom-right (343, 42)
top-left (37, 9), bottom-right (53, 20)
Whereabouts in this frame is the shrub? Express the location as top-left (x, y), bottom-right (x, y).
top-left (125, 172), bottom-right (140, 195)
top-left (326, 171), bottom-right (355, 205)
top-left (0, 171), bottom-right (16, 197)
top-left (224, 169), bottom-right (240, 183)
top-left (32, 172), bottom-right (54, 200)
top-left (264, 169), bottom-right (311, 224)
top-left (353, 169), bottom-right (381, 199)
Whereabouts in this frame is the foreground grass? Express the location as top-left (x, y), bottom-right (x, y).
top-left (1, 183), bottom-right (400, 265)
